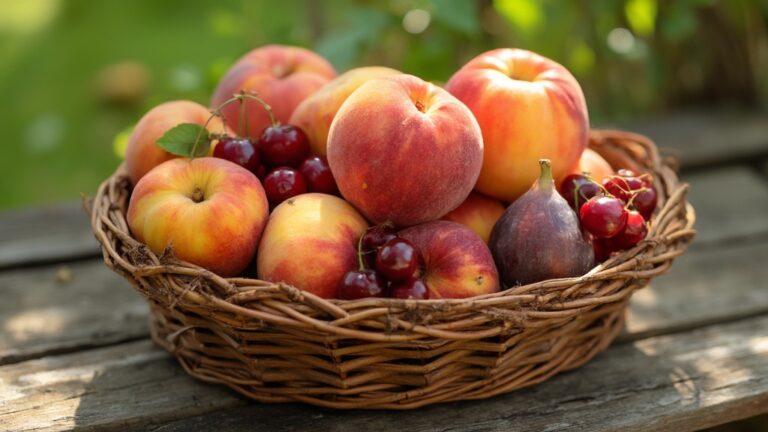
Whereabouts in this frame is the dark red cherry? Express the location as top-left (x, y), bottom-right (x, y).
top-left (602, 175), bottom-right (644, 204)
top-left (213, 137), bottom-right (260, 173)
top-left (632, 186), bottom-right (657, 220)
top-left (558, 174), bottom-right (602, 211)
top-left (263, 167), bottom-right (307, 206)
top-left (375, 238), bottom-right (419, 282)
top-left (338, 269), bottom-right (386, 300)
top-left (300, 156), bottom-right (339, 195)
top-left (259, 124), bottom-right (310, 168)
top-left (610, 210), bottom-right (648, 250)
top-left (391, 278), bottom-right (429, 299)
top-left (361, 225), bottom-right (397, 268)
top-left (592, 237), bottom-right (615, 262)
top-left (254, 164), bottom-right (268, 180)
top-left (579, 196), bottom-right (628, 238)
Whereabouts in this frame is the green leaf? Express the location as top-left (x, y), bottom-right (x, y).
top-left (155, 123), bottom-right (211, 158)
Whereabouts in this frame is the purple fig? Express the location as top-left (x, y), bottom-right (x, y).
top-left (489, 159), bottom-right (594, 286)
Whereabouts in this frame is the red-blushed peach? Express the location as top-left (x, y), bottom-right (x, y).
top-left (256, 193), bottom-right (369, 299)
top-left (127, 157), bottom-right (269, 277)
top-left (445, 48), bottom-right (589, 202)
top-left (572, 148), bottom-right (614, 183)
top-left (124, 100), bottom-right (229, 185)
top-left (327, 74), bottom-right (483, 227)
top-left (441, 192), bottom-right (505, 244)
top-left (399, 221), bottom-right (499, 299)
top-left (289, 66), bottom-right (401, 155)
top-left (211, 45), bottom-right (336, 138)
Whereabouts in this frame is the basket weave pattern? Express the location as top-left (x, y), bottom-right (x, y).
top-left (90, 130), bottom-right (695, 409)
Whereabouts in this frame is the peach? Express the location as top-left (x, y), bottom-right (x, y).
top-left (124, 100), bottom-right (229, 185)
top-left (127, 157), bottom-right (269, 277)
top-left (442, 192), bottom-right (505, 244)
top-left (327, 74), bottom-right (483, 227)
top-left (211, 45), bottom-right (336, 138)
top-left (572, 148), bottom-right (614, 183)
top-left (257, 193), bottom-right (369, 299)
top-left (399, 221), bottom-right (499, 299)
top-left (445, 48), bottom-right (589, 202)
top-left (289, 66), bottom-right (400, 155)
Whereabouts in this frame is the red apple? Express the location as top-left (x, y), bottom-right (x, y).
top-left (327, 74), bottom-right (483, 226)
top-left (399, 221), bottom-right (499, 299)
top-left (445, 48), bottom-right (589, 202)
top-left (256, 193), bottom-right (369, 299)
top-left (127, 157), bottom-right (269, 277)
top-left (124, 100), bottom-right (230, 185)
top-left (442, 192), bottom-right (505, 244)
top-left (211, 45), bottom-right (336, 138)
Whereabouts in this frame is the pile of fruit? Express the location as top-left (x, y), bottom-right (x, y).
top-left (123, 45), bottom-right (657, 301)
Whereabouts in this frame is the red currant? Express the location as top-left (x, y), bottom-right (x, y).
top-left (558, 174), bottom-right (602, 211)
top-left (375, 238), bottom-right (419, 282)
top-left (610, 210), bottom-right (648, 250)
top-left (579, 196), bottom-right (628, 238)
top-left (259, 124), bottom-right (310, 168)
top-left (212, 137), bottom-right (260, 173)
top-left (300, 156), bottom-right (339, 195)
top-left (338, 269), bottom-right (386, 299)
top-left (391, 278), bottom-right (429, 299)
top-left (263, 167), bottom-right (307, 206)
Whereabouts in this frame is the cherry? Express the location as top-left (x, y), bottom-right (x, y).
top-left (391, 278), bottom-right (429, 300)
top-left (300, 156), bottom-right (339, 195)
top-left (212, 137), bottom-right (260, 173)
top-left (610, 210), bottom-right (648, 250)
top-left (632, 186), bottom-right (657, 220)
top-left (579, 196), bottom-right (628, 238)
top-left (262, 167), bottom-right (307, 205)
top-left (558, 174), bottom-right (602, 211)
top-left (361, 225), bottom-right (397, 268)
top-left (375, 238), bottom-right (419, 282)
top-left (338, 269), bottom-right (386, 300)
top-left (254, 164), bottom-right (268, 180)
top-left (602, 175), bottom-right (645, 204)
top-left (259, 124), bottom-right (310, 168)
top-left (592, 237), bottom-right (615, 262)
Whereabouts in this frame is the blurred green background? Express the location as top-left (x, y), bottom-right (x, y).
top-left (1, 0), bottom-right (767, 209)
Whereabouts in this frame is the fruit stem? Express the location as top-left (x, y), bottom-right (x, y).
top-left (239, 92), bottom-right (279, 127)
top-left (356, 231), bottom-right (366, 271)
top-left (538, 159), bottom-right (553, 190)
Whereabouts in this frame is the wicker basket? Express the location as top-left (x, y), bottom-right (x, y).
top-left (89, 129), bottom-right (695, 409)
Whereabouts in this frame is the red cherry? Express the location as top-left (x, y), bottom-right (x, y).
top-left (391, 278), bottom-right (429, 299)
top-left (263, 167), bottom-right (307, 206)
top-left (579, 196), bottom-right (628, 238)
top-left (254, 164), bottom-right (268, 180)
top-left (361, 225), bottom-right (397, 268)
top-left (259, 124), bottom-right (310, 168)
top-left (300, 156), bottom-right (339, 195)
top-left (558, 174), bottom-right (602, 211)
top-left (610, 210), bottom-right (648, 250)
top-left (602, 175), bottom-right (644, 204)
top-left (338, 269), bottom-right (386, 300)
top-left (632, 186), bottom-right (657, 220)
top-left (212, 137), bottom-right (260, 173)
top-left (375, 238), bottom-right (419, 282)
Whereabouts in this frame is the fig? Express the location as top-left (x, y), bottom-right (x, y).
top-left (490, 159), bottom-right (595, 286)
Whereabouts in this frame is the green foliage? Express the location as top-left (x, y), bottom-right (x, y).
top-left (155, 123), bottom-right (211, 157)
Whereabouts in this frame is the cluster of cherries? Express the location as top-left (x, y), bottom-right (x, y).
top-left (339, 225), bottom-right (429, 300)
top-left (213, 123), bottom-right (338, 207)
top-left (558, 169), bottom-right (658, 261)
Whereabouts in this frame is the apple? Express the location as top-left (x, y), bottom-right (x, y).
top-left (441, 192), bottom-right (505, 244)
top-left (257, 193), bottom-right (369, 299)
top-left (127, 157), bottom-right (269, 277)
top-left (211, 45), bottom-right (336, 138)
top-left (327, 74), bottom-right (483, 227)
top-left (124, 100), bottom-right (229, 185)
top-left (445, 48), bottom-right (589, 202)
top-left (399, 221), bottom-right (499, 299)
top-left (572, 148), bottom-right (614, 183)
top-left (289, 66), bottom-right (400, 155)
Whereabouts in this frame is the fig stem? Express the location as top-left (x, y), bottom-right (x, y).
top-left (538, 159), bottom-right (553, 190)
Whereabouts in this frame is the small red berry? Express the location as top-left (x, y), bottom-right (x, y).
top-left (263, 167), bottom-right (307, 206)
top-left (375, 238), bottom-right (419, 282)
top-left (259, 124), bottom-right (310, 168)
top-left (579, 196), bottom-right (628, 238)
top-left (558, 174), bottom-right (602, 211)
top-left (300, 156), bottom-right (339, 195)
top-left (391, 278), bottom-right (429, 299)
top-left (338, 269), bottom-right (386, 300)
top-left (610, 210), bottom-right (648, 250)
top-left (213, 137), bottom-right (260, 173)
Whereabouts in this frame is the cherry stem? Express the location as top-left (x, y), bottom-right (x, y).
top-left (238, 97), bottom-right (246, 138)
top-left (356, 231), bottom-right (366, 271)
top-left (238, 91), bottom-right (278, 127)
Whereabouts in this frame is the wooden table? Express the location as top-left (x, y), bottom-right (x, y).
top-left (2, 110), bottom-right (768, 431)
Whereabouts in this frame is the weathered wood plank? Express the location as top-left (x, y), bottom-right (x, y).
top-left (0, 340), bottom-right (245, 432)
top-left (682, 166), bottom-right (768, 245)
top-left (0, 260), bottom-right (147, 365)
top-left (611, 109), bottom-right (768, 169)
top-left (0, 201), bottom-right (98, 269)
top-left (3, 315), bottom-right (766, 432)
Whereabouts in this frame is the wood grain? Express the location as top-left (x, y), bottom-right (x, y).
top-left (3, 315), bottom-right (766, 432)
